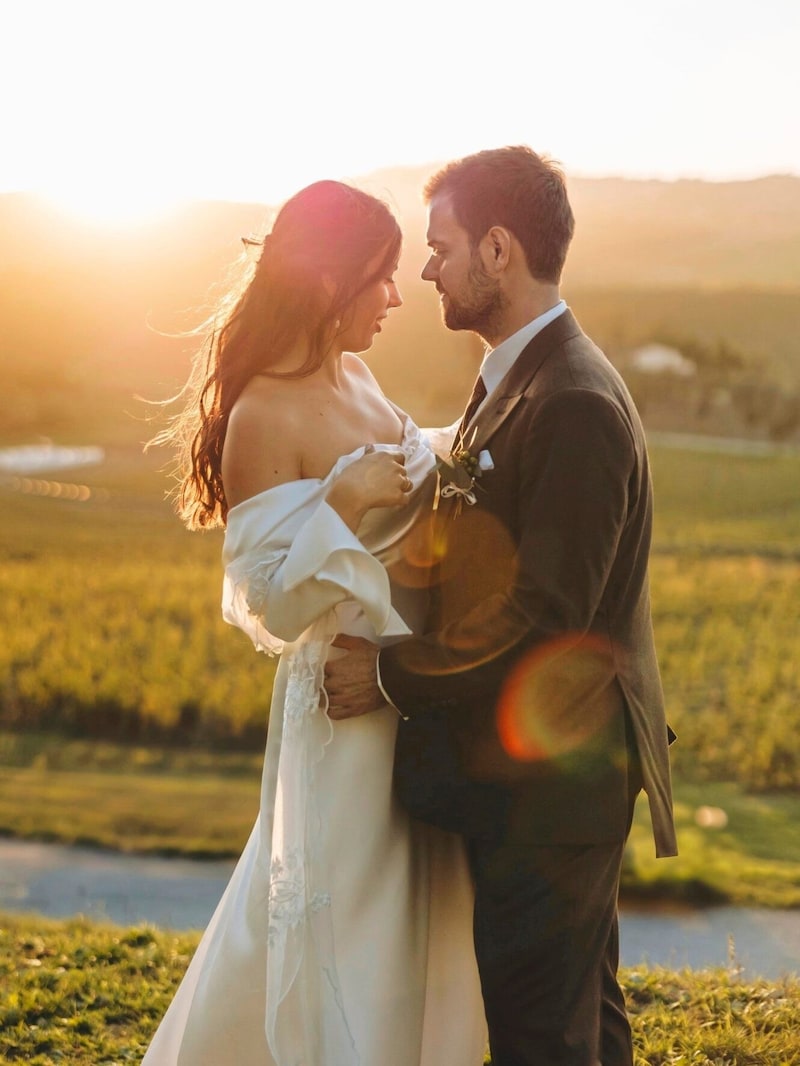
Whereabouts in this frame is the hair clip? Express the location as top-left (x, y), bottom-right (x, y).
top-left (241, 232), bottom-right (273, 252)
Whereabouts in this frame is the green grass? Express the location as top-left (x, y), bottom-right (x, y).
top-left (0, 913), bottom-right (195, 1065)
top-left (0, 451), bottom-right (277, 746)
top-left (2, 731), bottom-right (800, 907)
top-left (0, 763), bottom-right (259, 860)
top-left (2, 444), bottom-right (800, 788)
top-left (625, 783), bottom-right (800, 908)
top-left (651, 554), bottom-right (800, 789)
top-left (3, 443), bottom-right (800, 1060)
top-left (2, 912), bottom-right (800, 1065)
top-left (3, 442), bottom-right (800, 909)
top-left (0, 733), bottom-right (262, 860)
top-left (649, 447), bottom-right (800, 554)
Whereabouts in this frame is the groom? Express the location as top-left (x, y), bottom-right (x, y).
top-left (326, 146), bottom-right (677, 1065)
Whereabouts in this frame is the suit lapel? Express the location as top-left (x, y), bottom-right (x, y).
top-left (466, 309), bottom-right (583, 455)
top-left (459, 394), bottom-right (522, 457)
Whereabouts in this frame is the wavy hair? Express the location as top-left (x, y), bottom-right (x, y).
top-left (157, 181), bottom-right (401, 530)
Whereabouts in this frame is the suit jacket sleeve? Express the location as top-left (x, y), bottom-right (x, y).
top-left (378, 387), bottom-right (636, 715)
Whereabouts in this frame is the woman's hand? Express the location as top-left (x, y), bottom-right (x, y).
top-left (326, 447), bottom-right (413, 531)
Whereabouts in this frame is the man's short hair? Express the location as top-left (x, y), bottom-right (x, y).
top-left (424, 145), bottom-right (575, 283)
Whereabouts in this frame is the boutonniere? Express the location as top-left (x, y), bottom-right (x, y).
top-left (435, 429), bottom-right (494, 516)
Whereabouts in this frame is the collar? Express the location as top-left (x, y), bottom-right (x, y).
top-left (464, 307), bottom-right (582, 459)
top-left (479, 300), bottom-right (567, 403)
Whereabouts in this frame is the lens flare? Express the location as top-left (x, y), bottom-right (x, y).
top-left (497, 634), bottom-right (620, 762)
top-left (395, 513), bottom-right (449, 586)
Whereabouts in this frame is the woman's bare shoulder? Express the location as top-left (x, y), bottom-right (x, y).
top-left (230, 376), bottom-right (300, 424)
top-left (228, 378), bottom-right (307, 447)
top-left (343, 352), bottom-right (379, 385)
top-left (223, 378), bottom-right (304, 505)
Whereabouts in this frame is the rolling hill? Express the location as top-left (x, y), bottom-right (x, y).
top-left (1, 167), bottom-right (798, 438)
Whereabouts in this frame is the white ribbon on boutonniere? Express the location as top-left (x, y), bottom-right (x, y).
top-left (435, 433), bottom-right (494, 516)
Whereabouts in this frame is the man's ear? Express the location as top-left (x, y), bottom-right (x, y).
top-left (479, 226), bottom-right (512, 275)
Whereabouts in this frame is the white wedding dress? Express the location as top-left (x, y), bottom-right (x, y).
top-left (142, 416), bottom-right (486, 1066)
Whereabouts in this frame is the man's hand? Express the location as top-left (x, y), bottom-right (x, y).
top-left (324, 634), bottom-right (383, 720)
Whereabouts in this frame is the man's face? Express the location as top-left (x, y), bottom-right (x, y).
top-left (421, 193), bottom-right (504, 335)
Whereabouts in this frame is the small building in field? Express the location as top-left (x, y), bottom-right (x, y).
top-left (630, 343), bottom-right (696, 377)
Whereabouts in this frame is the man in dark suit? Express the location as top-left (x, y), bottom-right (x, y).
top-left (326, 145), bottom-right (677, 1066)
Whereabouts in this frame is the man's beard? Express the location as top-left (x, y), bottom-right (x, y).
top-left (442, 253), bottom-right (506, 337)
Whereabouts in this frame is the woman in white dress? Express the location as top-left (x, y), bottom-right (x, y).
top-left (143, 180), bottom-right (486, 1066)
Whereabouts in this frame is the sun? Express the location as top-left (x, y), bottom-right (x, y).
top-left (38, 180), bottom-right (183, 229)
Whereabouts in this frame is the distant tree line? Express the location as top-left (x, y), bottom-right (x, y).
top-left (618, 333), bottom-right (800, 442)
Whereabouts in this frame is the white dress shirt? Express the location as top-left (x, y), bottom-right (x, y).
top-left (470, 299), bottom-right (567, 422)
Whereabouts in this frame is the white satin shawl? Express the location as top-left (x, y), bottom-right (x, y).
top-left (221, 486), bottom-right (413, 657)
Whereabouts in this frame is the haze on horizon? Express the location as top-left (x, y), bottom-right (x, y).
top-left (2, 0), bottom-right (798, 224)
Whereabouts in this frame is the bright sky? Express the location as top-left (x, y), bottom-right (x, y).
top-left (2, 0), bottom-right (798, 223)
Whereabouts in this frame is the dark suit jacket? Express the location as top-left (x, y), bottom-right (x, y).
top-left (382, 310), bottom-right (677, 858)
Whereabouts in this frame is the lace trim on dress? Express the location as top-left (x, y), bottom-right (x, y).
top-left (244, 554), bottom-right (284, 620)
top-left (222, 497), bottom-right (414, 657)
top-left (268, 848), bottom-right (332, 949)
top-left (282, 639), bottom-right (330, 737)
top-left (222, 549), bottom-right (287, 656)
top-left (264, 628), bottom-right (359, 1065)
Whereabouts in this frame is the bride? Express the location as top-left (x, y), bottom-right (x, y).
top-left (143, 180), bottom-right (486, 1065)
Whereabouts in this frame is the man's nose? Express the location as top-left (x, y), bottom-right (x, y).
top-left (421, 256), bottom-right (438, 283)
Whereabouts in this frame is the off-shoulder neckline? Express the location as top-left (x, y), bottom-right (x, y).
top-left (226, 413), bottom-right (421, 519)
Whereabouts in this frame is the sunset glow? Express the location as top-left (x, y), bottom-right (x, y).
top-left (2, 0), bottom-right (798, 225)
top-left (36, 183), bottom-right (182, 228)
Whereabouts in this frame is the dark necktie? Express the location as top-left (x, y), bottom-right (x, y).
top-left (456, 374), bottom-right (487, 444)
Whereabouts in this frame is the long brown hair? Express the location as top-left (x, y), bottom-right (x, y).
top-left (158, 180), bottom-right (401, 530)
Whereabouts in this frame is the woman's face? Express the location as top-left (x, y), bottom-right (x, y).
top-left (338, 255), bottom-right (403, 354)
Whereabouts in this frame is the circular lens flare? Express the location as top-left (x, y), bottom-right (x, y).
top-left (497, 634), bottom-right (620, 762)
